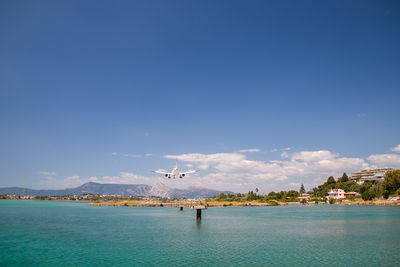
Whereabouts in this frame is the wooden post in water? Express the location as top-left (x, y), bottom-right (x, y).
top-left (191, 205), bottom-right (207, 221)
top-left (196, 209), bottom-right (201, 221)
top-left (180, 206), bottom-right (183, 211)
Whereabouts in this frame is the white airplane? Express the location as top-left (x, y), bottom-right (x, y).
top-left (153, 160), bottom-right (198, 179)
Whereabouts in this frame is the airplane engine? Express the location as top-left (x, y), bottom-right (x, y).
top-left (168, 175), bottom-right (171, 179)
top-left (182, 174), bottom-right (185, 177)
top-left (179, 175), bottom-right (182, 179)
top-left (165, 174), bottom-right (168, 177)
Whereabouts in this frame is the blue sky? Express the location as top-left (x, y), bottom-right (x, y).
top-left (1, 0), bottom-right (399, 192)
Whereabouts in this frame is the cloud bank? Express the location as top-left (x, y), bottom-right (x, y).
top-left (163, 145), bottom-right (400, 192)
top-left (391, 144), bottom-right (400, 152)
top-left (41, 144), bottom-right (400, 193)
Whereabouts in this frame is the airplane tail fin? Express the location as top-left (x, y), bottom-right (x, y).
top-left (175, 159), bottom-right (178, 169)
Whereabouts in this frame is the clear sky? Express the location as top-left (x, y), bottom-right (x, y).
top-left (1, 0), bottom-right (399, 193)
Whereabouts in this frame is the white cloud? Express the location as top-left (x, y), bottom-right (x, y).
top-left (277, 176), bottom-right (288, 181)
top-left (40, 175), bottom-right (84, 189)
top-left (238, 148), bottom-right (261, 153)
top-left (163, 150), bottom-right (370, 192)
top-left (40, 171), bottom-right (166, 189)
top-left (39, 171), bottom-right (56, 176)
top-left (367, 154), bottom-right (400, 168)
top-left (88, 176), bottom-right (100, 182)
top-left (391, 144), bottom-right (400, 152)
top-left (85, 172), bottom-right (160, 185)
top-left (291, 150), bottom-right (337, 162)
top-left (119, 172), bottom-right (158, 184)
top-left (39, 144), bottom-right (400, 193)
top-left (64, 176), bottom-right (84, 187)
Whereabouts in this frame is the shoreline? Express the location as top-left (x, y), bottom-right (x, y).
top-left (1, 199), bottom-right (399, 206)
top-left (88, 199), bottom-right (400, 207)
top-left (88, 201), bottom-right (288, 207)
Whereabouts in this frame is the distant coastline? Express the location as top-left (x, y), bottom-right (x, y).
top-left (1, 198), bottom-right (399, 207)
top-left (2, 169), bottom-right (400, 207)
top-left (88, 200), bottom-right (286, 207)
top-left (87, 199), bottom-right (400, 207)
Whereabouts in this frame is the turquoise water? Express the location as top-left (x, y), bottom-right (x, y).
top-left (1, 201), bottom-right (399, 266)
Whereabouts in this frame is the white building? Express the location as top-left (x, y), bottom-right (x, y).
top-left (350, 168), bottom-right (394, 184)
top-left (298, 193), bottom-right (310, 202)
top-left (327, 189), bottom-right (345, 200)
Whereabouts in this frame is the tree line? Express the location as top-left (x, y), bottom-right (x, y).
top-left (211, 170), bottom-right (400, 202)
top-left (313, 170), bottom-right (400, 200)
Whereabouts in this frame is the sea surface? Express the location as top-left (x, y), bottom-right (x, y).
top-left (0, 200), bottom-right (399, 266)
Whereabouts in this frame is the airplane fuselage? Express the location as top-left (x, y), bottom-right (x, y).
top-left (172, 168), bottom-right (180, 176)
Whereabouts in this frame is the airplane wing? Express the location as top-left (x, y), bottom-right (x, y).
top-left (181, 170), bottom-right (198, 175)
top-left (152, 170), bottom-right (171, 175)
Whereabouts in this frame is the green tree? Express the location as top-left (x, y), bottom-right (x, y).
top-left (382, 170), bottom-right (400, 198)
top-left (360, 183), bottom-right (372, 194)
top-left (276, 191), bottom-right (287, 200)
top-left (338, 172), bottom-right (349, 183)
top-left (327, 176), bottom-right (336, 185)
top-left (312, 187), bottom-right (318, 196)
top-left (247, 191), bottom-right (257, 201)
top-left (287, 190), bottom-right (299, 198)
top-left (299, 184), bottom-right (306, 194)
top-left (217, 193), bottom-right (226, 200)
top-left (268, 191), bottom-right (277, 199)
top-left (362, 190), bottom-right (376, 201)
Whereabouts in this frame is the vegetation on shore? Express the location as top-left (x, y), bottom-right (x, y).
top-left (313, 170), bottom-right (400, 201)
top-left (90, 170), bottom-right (400, 207)
top-left (201, 170), bottom-right (400, 205)
top-left (89, 199), bottom-right (285, 207)
top-left (3, 170), bottom-right (399, 207)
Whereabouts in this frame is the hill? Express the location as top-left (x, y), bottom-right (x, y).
top-left (0, 182), bottom-right (234, 199)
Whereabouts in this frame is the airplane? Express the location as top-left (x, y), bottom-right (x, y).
top-left (153, 160), bottom-right (198, 179)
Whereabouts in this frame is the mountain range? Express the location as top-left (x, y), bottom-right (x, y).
top-left (0, 182), bottom-right (234, 199)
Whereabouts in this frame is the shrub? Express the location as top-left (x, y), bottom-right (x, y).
top-left (329, 198), bottom-right (336, 204)
top-left (267, 200), bottom-right (279, 206)
top-left (362, 190), bottom-right (375, 201)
